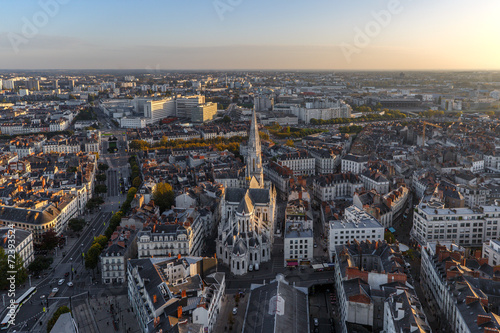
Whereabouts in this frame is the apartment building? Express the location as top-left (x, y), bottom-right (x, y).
top-left (313, 173), bottom-right (363, 202)
top-left (360, 169), bottom-right (390, 194)
top-left (276, 150), bottom-right (315, 176)
top-left (100, 226), bottom-right (138, 284)
top-left (341, 154), bottom-right (369, 174)
top-left (328, 206), bottom-right (384, 259)
top-left (420, 242), bottom-right (500, 333)
top-left (0, 227), bottom-right (34, 268)
top-left (411, 198), bottom-right (500, 246)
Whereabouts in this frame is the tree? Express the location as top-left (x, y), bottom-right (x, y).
top-left (85, 243), bottom-right (102, 270)
top-left (98, 163), bottom-right (109, 172)
top-left (132, 176), bottom-right (141, 188)
top-left (285, 140), bottom-right (294, 147)
top-left (47, 306), bottom-right (71, 332)
top-left (68, 218), bottom-right (86, 233)
top-left (129, 140), bottom-right (150, 151)
top-left (86, 197), bottom-right (104, 210)
top-left (153, 182), bottom-right (175, 213)
top-left (92, 235), bottom-right (108, 249)
top-left (95, 184), bottom-right (108, 195)
top-left (41, 230), bottom-right (59, 251)
top-left (384, 231), bottom-right (395, 244)
top-left (28, 257), bottom-right (53, 274)
top-left (222, 115), bottom-right (231, 123)
top-left (0, 248), bottom-right (27, 289)
top-left (96, 174), bottom-right (107, 182)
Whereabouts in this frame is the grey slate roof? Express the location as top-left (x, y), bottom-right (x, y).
top-left (242, 275), bottom-right (309, 333)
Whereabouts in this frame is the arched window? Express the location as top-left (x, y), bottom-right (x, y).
top-left (255, 253), bottom-right (257, 261)
top-left (242, 261), bottom-right (245, 269)
top-left (262, 249), bottom-right (265, 257)
top-left (237, 261), bottom-right (240, 270)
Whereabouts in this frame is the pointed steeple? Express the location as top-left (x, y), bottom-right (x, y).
top-left (246, 108), bottom-right (264, 188)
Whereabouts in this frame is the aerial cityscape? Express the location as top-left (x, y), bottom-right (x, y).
top-left (1, 1), bottom-right (500, 333)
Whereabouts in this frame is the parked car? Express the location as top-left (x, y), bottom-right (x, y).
top-left (248, 264), bottom-right (253, 272)
top-left (232, 307), bottom-right (238, 315)
top-left (314, 318), bottom-right (319, 327)
top-left (254, 263), bottom-right (259, 271)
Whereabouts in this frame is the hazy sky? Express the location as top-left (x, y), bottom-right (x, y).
top-left (0, 0), bottom-right (499, 70)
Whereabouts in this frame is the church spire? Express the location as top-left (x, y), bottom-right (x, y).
top-left (246, 108), bottom-right (264, 187)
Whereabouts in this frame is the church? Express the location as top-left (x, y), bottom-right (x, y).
top-left (217, 108), bottom-right (277, 275)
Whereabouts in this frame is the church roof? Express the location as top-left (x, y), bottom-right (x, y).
top-left (233, 238), bottom-right (247, 255)
top-left (225, 187), bottom-right (247, 203)
top-left (248, 188), bottom-right (270, 204)
top-left (237, 193), bottom-right (253, 214)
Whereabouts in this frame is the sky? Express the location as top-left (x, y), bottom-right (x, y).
top-left (0, 0), bottom-right (499, 70)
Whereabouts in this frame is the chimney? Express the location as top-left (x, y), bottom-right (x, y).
top-left (182, 290), bottom-right (187, 298)
top-left (177, 306), bottom-right (183, 319)
top-left (177, 253), bottom-right (181, 259)
top-left (153, 294), bottom-right (157, 303)
top-left (477, 314), bottom-right (491, 326)
top-left (474, 250), bottom-right (481, 259)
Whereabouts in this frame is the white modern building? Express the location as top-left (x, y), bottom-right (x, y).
top-left (328, 206), bottom-right (384, 259)
top-left (411, 199), bottom-right (500, 246)
top-left (144, 98), bottom-right (176, 124)
top-left (482, 239), bottom-right (500, 266)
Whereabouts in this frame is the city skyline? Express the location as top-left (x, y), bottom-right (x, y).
top-left (0, 0), bottom-right (499, 70)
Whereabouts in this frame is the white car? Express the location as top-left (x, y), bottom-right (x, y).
top-left (58, 279), bottom-right (65, 285)
top-left (52, 287), bottom-right (59, 294)
top-left (67, 282), bottom-right (74, 287)
top-left (248, 264), bottom-right (253, 272)
top-left (232, 307), bottom-right (238, 315)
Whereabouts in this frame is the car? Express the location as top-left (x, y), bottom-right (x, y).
top-left (314, 243), bottom-right (318, 248)
top-left (64, 272), bottom-right (70, 277)
top-left (254, 263), bottom-right (259, 271)
top-left (67, 282), bottom-right (73, 287)
top-left (58, 279), bottom-right (65, 285)
top-left (314, 318), bottom-right (319, 327)
top-left (69, 257), bottom-right (73, 261)
top-left (232, 307), bottom-right (238, 315)
top-left (248, 264), bottom-right (253, 272)
top-left (52, 287), bottom-right (59, 294)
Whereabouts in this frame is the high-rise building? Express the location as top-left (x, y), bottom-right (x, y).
top-left (176, 95), bottom-right (205, 118)
top-left (26, 79), bottom-right (39, 91)
top-left (3, 80), bottom-right (15, 90)
top-left (144, 98), bottom-right (176, 124)
top-left (191, 102), bottom-right (217, 123)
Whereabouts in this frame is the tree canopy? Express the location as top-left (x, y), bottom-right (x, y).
top-left (153, 182), bottom-right (175, 213)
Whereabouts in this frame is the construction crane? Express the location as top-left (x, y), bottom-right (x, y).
top-left (421, 121), bottom-right (442, 146)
